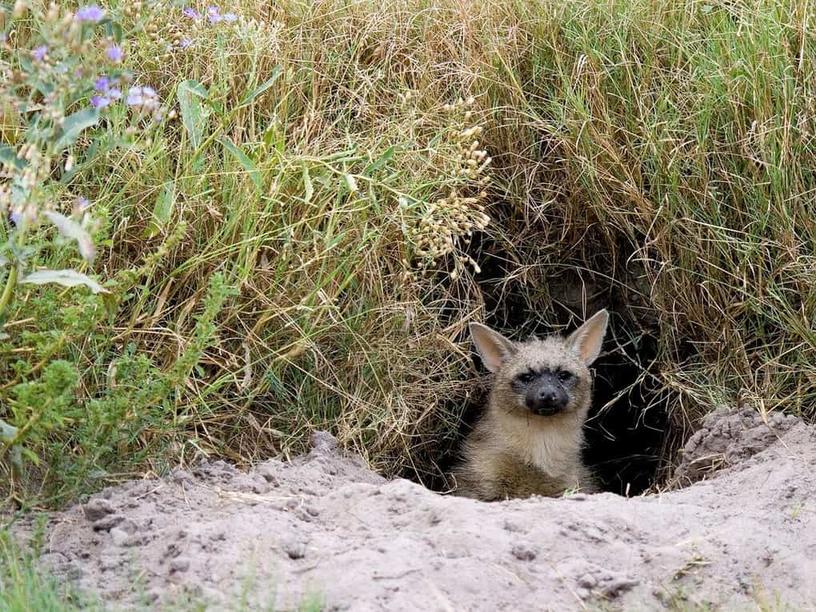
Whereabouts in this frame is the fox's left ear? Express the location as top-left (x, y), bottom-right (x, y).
top-left (566, 309), bottom-right (609, 366)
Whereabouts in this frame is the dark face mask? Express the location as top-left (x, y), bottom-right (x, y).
top-left (513, 369), bottom-right (573, 416)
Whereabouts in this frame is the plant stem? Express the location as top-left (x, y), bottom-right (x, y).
top-left (0, 265), bottom-right (18, 321)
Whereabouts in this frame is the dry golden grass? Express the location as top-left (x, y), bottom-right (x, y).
top-left (2, 0), bottom-right (814, 499)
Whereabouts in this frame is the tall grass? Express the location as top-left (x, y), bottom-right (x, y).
top-left (1, 0), bottom-right (813, 502)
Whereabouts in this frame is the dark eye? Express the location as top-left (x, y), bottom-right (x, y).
top-left (557, 370), bottom-right (574, 383)
top-left (517, 371), bottom-right (536, 384)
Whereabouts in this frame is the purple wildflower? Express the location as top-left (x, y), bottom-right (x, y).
top-left (222, 12), bottom-right (238, 22)
top-left (32, 45), bottom-right (48, 61)
top-left (74, 197), bottom-right (91, 214)
top-left (9, 206), bottom-right (39, 227)
top-left (207, 6), bottom-right (222, 23)
top-left (182, 7), bottom-right (200, 19)
top-left (126, 89), bottom-right (142, 105)
top-left (179, 37), bottom-right (193, 49)
top-left (90, 95), bottom-right (111, 109)
top-left (75, 5), bottom-right (105, 22)
top-left (106, 45), bottom-right (123, 63)
top-left (95, 76), bottom-right (122, 100)
top-left (126, 85), bottom-right (160, 113)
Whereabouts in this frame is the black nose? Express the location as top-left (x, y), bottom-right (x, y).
top-left (525, 388), bottom-right (568, 416)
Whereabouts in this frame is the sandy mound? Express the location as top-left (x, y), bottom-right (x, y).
top-left (13, 411), bottom-right (816, 610)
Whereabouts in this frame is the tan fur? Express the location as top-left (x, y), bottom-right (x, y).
top-left (453, 311), bottom-right (608, 501)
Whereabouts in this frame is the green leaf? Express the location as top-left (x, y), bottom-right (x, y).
top-left (21, 447), bottom-right (39, 466)
top-left (43, 211), bottom-right (95, 262)
top-left (302, 165), bottom-right (314, 203)
top-left (220, 137), bottom-right (262, 190)
top-left (0, 144), bottom-right (25, 170)
top-left (21, 269), bottom-right (107, 294)
top-left (55, 108), bottom-right (100, 150)
top-left (240, 66), bottom-right (283, 107)
top-left (0, 419), bottom-right (17, 443)
top-left (145, 182), bottom-right (175, 238)
top-left (324, 148), bottom-right (358, 162)
top-left (0, 418), bottom-right (22, 470)
top-left (263, 123), bottom-right (285, 153)
top-left (364, 145), bottom-right (396, 175)
top-left (105, 20), bottom-right (124, 42)
top-left (176, 80), bottom-right (209, 150)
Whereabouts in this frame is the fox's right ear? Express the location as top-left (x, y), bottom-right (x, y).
top-left (469, 322), bottom-right (516, 372)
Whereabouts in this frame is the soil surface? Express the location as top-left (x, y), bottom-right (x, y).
top-left (12, 408), bottom-right (816, 610)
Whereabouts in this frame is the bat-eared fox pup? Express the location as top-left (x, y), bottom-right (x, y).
top-left (453, 309), bottom-right (609, 501)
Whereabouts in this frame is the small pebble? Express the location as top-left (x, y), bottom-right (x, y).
top-left (511, 544), bottom-right (536, 561)
top-left (282, 539), bottom-right (307, 560)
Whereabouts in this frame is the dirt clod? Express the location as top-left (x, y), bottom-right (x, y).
top-left (510, 544), bottom-right (536, 561)
top-left (91, 514), bottom-right (124, 532)
top-left (109, 527), bottom-right (129, 547)
top-left (282, 539), bottom-right (307, 560)
top-left (170, 558), bottom-right (191, 573)
top-left (82, 498), bottom-right (114, 522)
top-left (673, 407), bottom-right (799, 484)
top-left (12, 408), bottom-right (816, 610)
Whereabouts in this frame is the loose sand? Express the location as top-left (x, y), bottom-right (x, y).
top-left (12, 408), bottom-right (816, 610)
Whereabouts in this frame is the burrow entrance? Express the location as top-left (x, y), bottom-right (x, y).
top-left (415, 217), bottom-right (680, 497)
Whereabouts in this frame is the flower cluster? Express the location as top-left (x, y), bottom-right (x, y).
top-left (407, 96), bottom-right (492, 280)
top-left (166, 5), bottom-right (238, 47)
top-left (91, 76), bottom-right (123, 109)
top-left (75, 4), bottom-right (105, 23)
top-left (0, 2), bottom-right (162, 285)
top-left (126, 85), bottom-right (162, 119)
top-left (106, 44), bottom-right (124, 63)
top-left (146, 4), bottom-right (282, 56)
top-left (181, 5), bottom-right (238, 23)
top-left (205, 6), bottom-right (239, 23)
top-left (32, 45), bottom-right (49, 61)
top-left (92, 78), bottom-right (164, 121)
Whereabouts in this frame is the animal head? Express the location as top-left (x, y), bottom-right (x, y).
top-left (469, 310), bottom-right (609, 419)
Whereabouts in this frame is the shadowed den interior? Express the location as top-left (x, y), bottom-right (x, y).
top-left (422, 227), bottom-right (675, 497)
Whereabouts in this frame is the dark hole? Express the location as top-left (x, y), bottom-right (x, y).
top-left (583, 332), bottom-right (671, 496)
top-left (414, 233), bottom-right (673, 496)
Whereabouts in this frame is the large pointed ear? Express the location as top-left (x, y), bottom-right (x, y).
top-left (565, 309), bottom-right (609, 366)
top-left (469, 322), bottom-right (516, 372)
